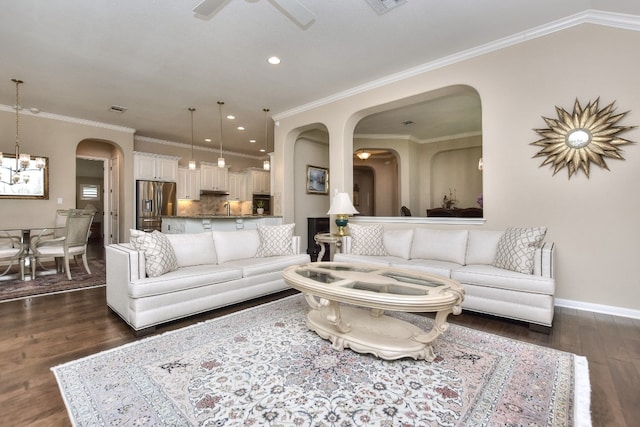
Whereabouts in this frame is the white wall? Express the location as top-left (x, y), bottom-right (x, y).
top-left (294, 137), bottom-right (329, 253)
top-left (0, 112), bottom-right (134, 240)
top-left (275, 24), bottom-right (640, 312)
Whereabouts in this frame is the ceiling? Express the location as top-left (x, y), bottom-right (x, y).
top-left (1, 1), bottom-right (639, 157)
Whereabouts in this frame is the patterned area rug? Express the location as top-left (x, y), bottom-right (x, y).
top-left (0, 258), bottom-right (105, 302)
top-left (52, 295), bottom-right (591, 426)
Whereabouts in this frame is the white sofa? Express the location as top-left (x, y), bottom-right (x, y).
top-left (106, 227), bottom-right (310, 334)
top-left (334, 226), bottom-right (555, 330)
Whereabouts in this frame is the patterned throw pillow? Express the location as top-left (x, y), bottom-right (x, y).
top-left (492, 227), bottom-right (547, 274)
top-left (255, 223), bottom-right (295, 257)
top-left (130, 230), bottom-right (179, 278)
top-left (349, 223), bottom-right (388, 256)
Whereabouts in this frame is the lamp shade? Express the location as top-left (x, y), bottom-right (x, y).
top-left (327, 192), bottom-right (359, 215)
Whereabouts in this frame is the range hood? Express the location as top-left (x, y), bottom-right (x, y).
top-left (200, 189), bottom-right (230, 195)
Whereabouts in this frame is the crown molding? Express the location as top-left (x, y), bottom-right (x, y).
top-left (354, 131), bottom-right (482, 144)
top-left (0, 104), bottom-right (136, 134)
top-left (134, 135), bottom-right (263, 160)
top-left (273, 10), bottom-right (640, 121)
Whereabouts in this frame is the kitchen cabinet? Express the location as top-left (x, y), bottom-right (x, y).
top-left (228, 172), bottom-right (247, 200)
top-left (246, 168), bottom-right (270, 195)
top-left (134, 152), bottom-right (179, 182)
top-left (200, 162), bottom-right (229, 192)
top-left (177, 168), bottom-right (201, 200)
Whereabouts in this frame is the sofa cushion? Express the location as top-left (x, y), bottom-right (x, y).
top-left (452, 264), bottom-right (555, 295)
top-left (394, 259), bottom-right (461, 278)
top-left (128, 264), bottom-right (242, 298)
top-left (349, 223), bottom-right (388, 256)
top-left (410, 229), bottom-right (468, 265)
top-left (492, 227), bottom-right (547, 274)
top-left (383, 229), bottom-right (413, 259)
top-left (465, 230), bottom-right (505, 265)
top-left (166, 232), bottom-right (217, 267)
top-left (333, 253), bottom-right (404, 267)
top-left (129, 230), bottom-right (178, 278)
top-left (255, 223), bottom-right (295, 257)
top-left (213, 229), bottom-right (260, 264)
top-left (223, 254), bottom-right (310, 278)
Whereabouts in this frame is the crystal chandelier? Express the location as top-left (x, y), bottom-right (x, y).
top-left (217, 101), bottom-right (225, 168)
top-left (0, 79), bottom-right (45, 185)
top-left (262, 108), bottom-right (270, 171)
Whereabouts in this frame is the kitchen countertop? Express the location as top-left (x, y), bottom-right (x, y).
top-left (163, 215), bottom-right (281, 219)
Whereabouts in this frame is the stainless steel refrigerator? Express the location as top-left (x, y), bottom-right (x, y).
top-left (136, 180), bottom-right (177, 232)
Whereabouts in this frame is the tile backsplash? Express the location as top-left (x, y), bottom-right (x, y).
top-left (177, 195), bottom-right (252, 216)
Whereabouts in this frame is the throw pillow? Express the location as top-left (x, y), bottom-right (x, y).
top-left (493, 227), bottom-right (547, 274)
top-left (212, 230), bottom-right (261, 264)
top-left (130, 230), bottom-right (178, 278)
top-left (383, 229), bottom-right (414, 259)
top-left (166, 232), bottom-right (217, 267)
top-left (349, 223), bottom-right (388, 256)
top-left (255, 223), bottom-right (295, 257)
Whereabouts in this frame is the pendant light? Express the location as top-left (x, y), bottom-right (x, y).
top-left (0, 78), bottom-right (45, 185)
top-left (262, 108), bottom-right (270, 171)
top-left (217, 101), bottom-right (225, 168)
top-left (188, 107), bottom-right (196, 170)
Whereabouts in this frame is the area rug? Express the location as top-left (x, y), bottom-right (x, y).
top-left (0, 258), bottom-right (105, 302)
top-left (52, 295), bottom-right (591, 426)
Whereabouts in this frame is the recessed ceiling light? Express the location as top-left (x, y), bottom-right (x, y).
top-left (268, 56), bottom-right (281, 65)
top-left (259, 148), bottom-right (266, 153)
top-left (237, 126), bottom-right (245, 131)
top-left (249, 139), bottom-right (256, 143)
top-left (205, 138), bottom-right (212, 142)
top-left (226, 115), bottom-right (235, 120)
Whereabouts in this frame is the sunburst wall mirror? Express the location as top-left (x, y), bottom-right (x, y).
top-left (531, 98), bottom-right (636, 178)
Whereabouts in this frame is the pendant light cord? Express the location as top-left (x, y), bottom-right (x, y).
top-left (217, 101), bottom-right (224, 158)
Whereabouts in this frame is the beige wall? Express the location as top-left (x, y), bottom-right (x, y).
top-left (0, 113), bottom-right (134, 240)
top-left (275, 24), bottom-right (640, 313)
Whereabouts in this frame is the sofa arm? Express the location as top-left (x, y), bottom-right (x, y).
top-left (533, 242), bottom-right (554, 278)
top-left (292, 236), bottom-right (302, 254)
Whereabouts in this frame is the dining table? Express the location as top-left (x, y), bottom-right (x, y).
top-left (0, 225), bottom-right (64, 281)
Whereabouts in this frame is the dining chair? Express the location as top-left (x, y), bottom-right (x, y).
top-left (0, 231), bottom-right (26, 280)
top-left (29, 209), bottom-right (95, 280)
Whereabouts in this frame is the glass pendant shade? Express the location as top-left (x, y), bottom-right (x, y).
top-left (217, 101), bottom-right (225, 168)
top-left (188, 160), bottom-right (196, 170)
top-left (263, 159), bottom-right (270, 171)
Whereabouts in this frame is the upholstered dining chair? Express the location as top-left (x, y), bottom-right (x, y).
top-left (29, 209), bottom-right (95, 280)
top-left (0, 231), bottom-right (26, 280)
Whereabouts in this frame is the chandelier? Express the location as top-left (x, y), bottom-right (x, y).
top-left (0, 79), bottom-right (45, 185)
top-left (356, 150), bottom-right (371, 160)
top-left (262, 108), bottom-right (270, 171)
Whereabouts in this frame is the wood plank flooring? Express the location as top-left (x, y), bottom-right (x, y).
top-left (1, 286), bottom-right (638, 426)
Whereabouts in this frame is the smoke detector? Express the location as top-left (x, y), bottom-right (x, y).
top-left (365, 0), bottom-right (407, 15)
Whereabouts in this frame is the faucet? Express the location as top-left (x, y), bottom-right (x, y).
top-left (223, 201), bottom-right (231, 216)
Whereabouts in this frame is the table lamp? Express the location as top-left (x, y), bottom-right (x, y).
top-left (327, 191), bottom-right (359, 236)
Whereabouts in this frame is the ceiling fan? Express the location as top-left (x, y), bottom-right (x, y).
top-left (193, 0), bottom-right (315, 29)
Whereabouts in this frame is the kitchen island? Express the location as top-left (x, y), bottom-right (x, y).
top-left (162, 215), bottom-right (282, 233)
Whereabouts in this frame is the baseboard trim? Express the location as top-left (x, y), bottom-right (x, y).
top-left (555, 298), bottom-right (640, 320)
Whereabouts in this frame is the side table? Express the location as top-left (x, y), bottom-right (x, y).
top-left (314, 233), bottom-right (342, 261)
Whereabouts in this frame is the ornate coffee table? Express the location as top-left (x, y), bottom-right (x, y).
top-left (282, 262), bottom-right (465, 361)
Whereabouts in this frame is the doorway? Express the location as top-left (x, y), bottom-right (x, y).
top-left (76, 158), bottom-right (106, 259)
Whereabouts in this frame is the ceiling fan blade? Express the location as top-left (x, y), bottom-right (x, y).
top-left (269, 0), bottom-right (315, 28)
top-left (193, 0), bottom-right (230, 17)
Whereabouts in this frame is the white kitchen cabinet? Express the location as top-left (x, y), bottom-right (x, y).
top-left (200, 162), bottom-right (229, 192)
top-left (228, 172), bottom-right (247, 200)
top-left (177, 168), bottom-right (201, 200)
top-left (245, 168), bottom-right (270, 195)
top-left (134, 152), bottom-right (179, 182)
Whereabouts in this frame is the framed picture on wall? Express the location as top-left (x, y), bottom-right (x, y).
top-left (306, 165), bottom-right (329, 194)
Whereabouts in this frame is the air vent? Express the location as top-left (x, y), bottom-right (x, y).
top-left (365, 0), bottom-right (407, 15)
top-left (109, 105), bottom-right (127, 113)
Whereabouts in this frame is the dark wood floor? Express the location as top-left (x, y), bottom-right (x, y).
top-left (1, 284), bottom-right (638, 426)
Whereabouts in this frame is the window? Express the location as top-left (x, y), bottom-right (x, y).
top-left (80, 184), bottom-right (100, 200)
